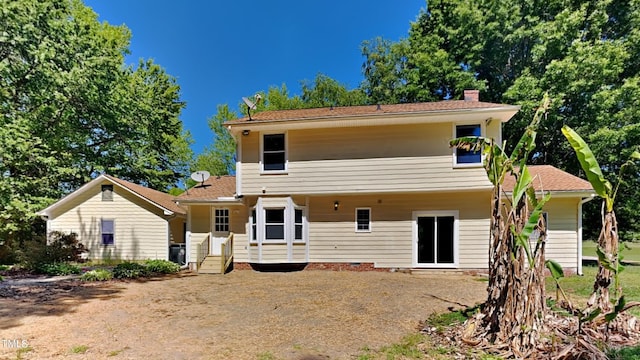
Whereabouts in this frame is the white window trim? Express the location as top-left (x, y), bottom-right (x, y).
top-left (412, 210), bottom-right (459, 268)
top-left (250, 199), bottom-right (307, 245)
top-left (452, 122), bottom-right (485, 168)
top-left (260, 131), bottom-right (288, 174)
top-left (293, 207), bottom-right (306, 243)
top-left (355, 207), bottom-right (371, 233)
top-left (213, 208), bottom-right (230, 234)
top-left (101, 218), bottom-right (115, 247)
top-left (264, 208), bottom-right (286, 243)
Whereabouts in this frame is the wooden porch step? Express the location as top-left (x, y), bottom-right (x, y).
top-left (198, 255), bottom-right (222, 274)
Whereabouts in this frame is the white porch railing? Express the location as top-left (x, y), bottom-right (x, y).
top-left (196, 233), bottom-right (210, 268)
top-left (220, 232), bottom-right (234, 274)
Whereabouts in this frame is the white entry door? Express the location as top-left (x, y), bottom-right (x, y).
top-left (210, 208), bottom-right (230, 256)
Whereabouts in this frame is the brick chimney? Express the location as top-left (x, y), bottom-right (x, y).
top-left (464, 89), bottom-right (480, 102)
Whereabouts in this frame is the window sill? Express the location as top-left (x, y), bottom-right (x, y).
top-left (250, 241), bottom-right (307, 245)
top-left (260, 170), bottom-right (288, 175)
top-left (452, 162), bottom-right (483, 169)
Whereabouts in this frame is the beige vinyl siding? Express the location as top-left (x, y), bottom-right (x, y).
top-left (240, 123), bottom-right (492, 195)
top-left (169, 218), bottom-right (185, 244)
top-left (544, 198), bottom-right (580, 271)
top-left (48, 181), bottom-right (170, 261)
top-left (188, 204), bottom-right (250, 263)
top-left (190, 205), bottom-right (210, 233)
top-left (248, 244), bottom-right (288, 263)
top-left (306, 192), bottom-right (490, 268)
top-left (230, 206), bottom-right (249, 261)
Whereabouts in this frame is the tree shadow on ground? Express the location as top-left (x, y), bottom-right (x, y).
top-left (0, 271), bottom-right (200, 330)
top-left (0, 278), bottom-right (125, 330)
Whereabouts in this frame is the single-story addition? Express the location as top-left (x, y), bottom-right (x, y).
top-left (37, 174), bottom-right (186, 262)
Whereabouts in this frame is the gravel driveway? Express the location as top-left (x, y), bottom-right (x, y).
top-left (0, 270), bottom-right (486, 359)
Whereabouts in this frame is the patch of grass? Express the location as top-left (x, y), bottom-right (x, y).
top-left (80, 268), bottom-right (113, 281)
top-left (583, 240), bottom-right (640, 262)
top-left (0, 264), bottom-right (10, 272)
top-left (424, 305), bottom-right (479, 334)
top-left (256, 351), bottom-right (278, 360)
top-left (376, 333), bottom-right (428, 359)
top-left (608, 344), bottom-right (640, 359)
top-left (70, 345), bottom-right (88, 354)
top-left (15, 346), bottom-right (33, 360)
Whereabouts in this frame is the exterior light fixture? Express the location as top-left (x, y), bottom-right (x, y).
top-left (242, 130), bottom-right (250, 136)
top-left (334, 201), bottom-right (339, 211)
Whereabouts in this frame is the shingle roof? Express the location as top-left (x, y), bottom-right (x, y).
top-left (104, 175), bottom-right (186, 215)
top-left (225, 100), bottom-right (516, 124)
top-left (502, 165), bottom-right (593, 193)
top-left (177, 175), bottom-right (237, 201)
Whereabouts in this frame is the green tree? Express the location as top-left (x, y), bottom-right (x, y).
top-left (194, 104), bottom-right (238, 176)
top-left (300, 73), bottom-right (368, 107)
top-left (0, 0), bottom-right (191, 253)
top-left (360, 0), bottom-right (640, 241)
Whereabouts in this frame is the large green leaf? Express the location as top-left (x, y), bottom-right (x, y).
top-left (514, 193), bottom-right (551, 264)
top-left (508, 94), bottom-right (548, 165)
top-left (449, 136), bottom-right (491, 153)
top-left (561, 125), bottom-right (612, 207)
top-left (545, 259), bottom-right (564, 280)
top-left (512, 165), bottom-right (532, 207)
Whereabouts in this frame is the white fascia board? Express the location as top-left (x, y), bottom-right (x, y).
top-left (37, 175), bottom-right (110, 218)
top-left (502, 190), bottom-right (596, 199)
top-left (174, 199), bottom-right (242, 206)
top-left (227, 107), bottom-right (520, 135)
top-left (38, 174), bottom-right (177, 218)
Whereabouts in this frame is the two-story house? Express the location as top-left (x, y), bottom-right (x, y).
top-left (181, 90), bottom-right (593, 274)
top-left (39, 91), bottom-right (593, 274)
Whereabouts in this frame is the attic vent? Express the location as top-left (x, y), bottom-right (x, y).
top-left (102, 184), bottom-right (113, 201)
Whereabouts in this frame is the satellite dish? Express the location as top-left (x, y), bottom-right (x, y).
top-left (242, 97), bottom-right (257, 110)
top-left (190, 170), bottom-right (210, 187)
top-left (243, 96), bottom-right (257, 120)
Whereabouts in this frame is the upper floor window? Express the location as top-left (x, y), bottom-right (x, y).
top-left (263, 133), bottom-right (286, 171)
top-left (454, 124), bottom-right (482, 165)
top-left (101, 184), bottom-right (113, 201)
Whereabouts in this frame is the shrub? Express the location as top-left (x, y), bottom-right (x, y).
top-left (35, 262), bottom-right (81, 276)
top-left (144, 259), bottom-right (179, 274)
top-left (112, 262), bottom-right (149, 279)
top-left (18, 231), bottom-right (87, 271)
top-left (80, 269), bottom-right (113, 281)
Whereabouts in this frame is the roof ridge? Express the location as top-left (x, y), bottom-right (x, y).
top-left (104, 174), bottom-right (185, 215)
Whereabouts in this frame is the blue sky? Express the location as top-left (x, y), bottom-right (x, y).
top-left (84, 1), bottom-right (426, 155)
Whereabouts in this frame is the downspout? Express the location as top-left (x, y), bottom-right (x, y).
top-left (578, 195), bottom-right (596, 275)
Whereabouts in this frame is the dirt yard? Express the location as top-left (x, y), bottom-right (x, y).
top-left (0, 270), bottom-right (486, 359)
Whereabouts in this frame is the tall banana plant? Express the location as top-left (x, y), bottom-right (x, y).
top-left (561, 125), bottom-right (640, 317)
top-left (450, 95), bottom-right (551, 355)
